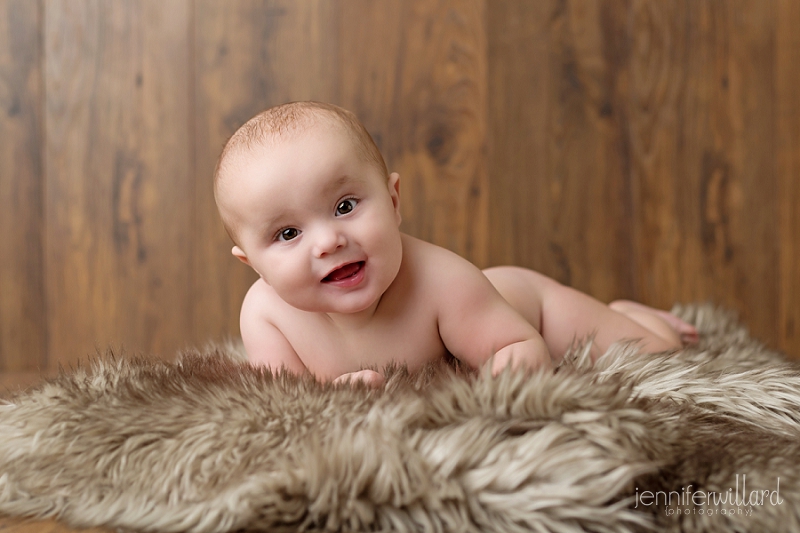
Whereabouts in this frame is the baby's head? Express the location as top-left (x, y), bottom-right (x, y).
top-left (214, 101), bottom-right (389, 241)
top-left (214, 102), bottom-right (403, 314)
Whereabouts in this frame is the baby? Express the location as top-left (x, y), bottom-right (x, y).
top-left (214, 101), bottom-right (698, 385)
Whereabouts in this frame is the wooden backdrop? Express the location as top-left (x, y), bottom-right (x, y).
top-left (1, 0), bottom-right (798, 375)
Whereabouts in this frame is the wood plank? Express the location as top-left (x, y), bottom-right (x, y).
top-left (0, 0), bottom-right (46, 371)
top-left (487, 0), bottom-right (636, 300)
top-left (0, 372), bottom-right (50, 399)
top-left (673, 2), bottom-right (778, 346)
top-left (623, 1), bottom-right (780, 346)
top-left (486, 1), bottom-right (553, 271)
top-left (193, 0), bottom-right (338, 343)
top-left (0, 516), bottom-right (109, 533)
top-left (488, 1), bottom-right (791, 355)
top-left (339, 0), bottom-right (489, 266)
top-left (720, 1), bottom-right (780, 349)
top-left (605, 0), bottom-right (699, 306)
top-left (335, 0), bottom-right (404, 163)
top-left (777, 0), bottom-right (800, 358)
top-left (44, 1), bottom-right (192, 366)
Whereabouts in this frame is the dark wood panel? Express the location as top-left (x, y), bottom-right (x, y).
top-left (0, 0), bottom-right (46, 371)
top-left (604, 1), bottom-right (712, 307)
top-left (0, 516), bottom-right (109, 533)
top-left (716, 1), bottom-right (780, 347)
top-left (44, 1), bottom-right (192, 365)
top-left (0, 371), bottom-right (53, 398)
top-left (487, 0), bottom-right (636, 300)
top-left (487, 1), bottom-right (553, 271)
top-left (777, 0), bottom-right (800, 358)
top-left (339, 0), bottom-right (489, 265)
top-left (486, 0), bottom-right (795, 354)
top-left (620, 1), bottom-right (780, 345)
top-left (192, 0), bottom-right (339, 343)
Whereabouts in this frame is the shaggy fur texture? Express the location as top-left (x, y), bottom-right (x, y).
top-left (1, 305), bottom-right (799, 532)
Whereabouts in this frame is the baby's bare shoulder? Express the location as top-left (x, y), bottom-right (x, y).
top-left (401, 235), bottom-right (493, 300)
top-left (240, 278), bottom-right (289, 324)
top-left (239, 278), bottom-right (309, 372)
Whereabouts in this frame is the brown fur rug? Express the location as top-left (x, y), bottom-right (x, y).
top-left (1, 305), bottom-right (800, 532)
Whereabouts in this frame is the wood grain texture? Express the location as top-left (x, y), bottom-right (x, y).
top-left (487, 0), bottom-right (636, 300)
top-left (0, 0), bottom-right (798, 369)
top-left (44, 1), bottom-right (192, 364)
top-left (777, 0), bottom-right (800, 358)
top-left (0, 0), bottom-right (46, 371)
top-left (622, 1), bottom-right (781, 345)
top-left (603, 0), bottom-right (683, 306)
top-left (0, 516), bottom-right (108, 533)
top-left (487, 0), bottom-right (792, 352)
top-left (339, 0), bottom-right (489, 265)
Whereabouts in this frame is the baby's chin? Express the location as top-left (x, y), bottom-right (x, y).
top-left (279, 293), bottom-right (382, 316)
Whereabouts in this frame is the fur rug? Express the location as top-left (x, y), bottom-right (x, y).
top-left (1, 305), bottom-right (800, 532)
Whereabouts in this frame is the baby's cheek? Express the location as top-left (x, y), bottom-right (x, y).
top-left (287, 268), bottom-right (314, 291)
top-left (270, 264), bottom-right (305, 294)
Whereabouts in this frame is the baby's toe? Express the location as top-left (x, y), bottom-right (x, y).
top-left (679, 326), bottom-right (700, 346)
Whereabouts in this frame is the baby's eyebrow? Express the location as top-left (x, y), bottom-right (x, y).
top-left (256, 216), bottom-right (284, 237)
top-left (322, 174), bottom-right (353, 193)
top-left (320, 173), bottom-right (370, 194)
top-left (256, 207), bottom-right (294, 234)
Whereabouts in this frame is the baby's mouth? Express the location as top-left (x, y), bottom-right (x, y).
top-left (322, 261), bottom-right (365, 282)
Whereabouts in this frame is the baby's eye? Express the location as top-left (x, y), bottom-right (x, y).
top-left (276, 227), bottom-right (300, 242)
top-left (335, 198), bottom-right (358, 216)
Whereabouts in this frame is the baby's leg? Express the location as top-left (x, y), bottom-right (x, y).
top-left (608, 300), bottom-right (699, 346)
top-left (483, 266), bottom-right (691, 362)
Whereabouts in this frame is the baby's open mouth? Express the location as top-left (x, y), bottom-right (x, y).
top-left (322, 261), bottom-right (365, 282)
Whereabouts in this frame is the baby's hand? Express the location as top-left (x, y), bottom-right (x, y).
top-left (333, 369), bottom-right (385, 387)
top-left (491, 337), bottom-right (553, 375)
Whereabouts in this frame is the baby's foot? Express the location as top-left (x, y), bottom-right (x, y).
top-left (609, 300), bottom-right (700, 346)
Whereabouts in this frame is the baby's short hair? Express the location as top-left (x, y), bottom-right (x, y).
top-left (214, 102), bottom-right (388, 243)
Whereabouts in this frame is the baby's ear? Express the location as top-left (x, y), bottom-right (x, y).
top-left (232, 246), bottom-right (251, 267)
top-left (389, 172), bottom-right (401, 224)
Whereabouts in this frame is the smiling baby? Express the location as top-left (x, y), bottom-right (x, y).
top-left (213, 101), bottom-right (697, 385)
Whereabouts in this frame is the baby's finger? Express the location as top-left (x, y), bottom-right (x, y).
top-left (359, 370), bottom-right (385, 387)
top-left (333, 370), bottom-right (385, 387)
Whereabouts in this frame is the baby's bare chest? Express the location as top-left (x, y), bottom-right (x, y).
top-left (278, 309), bottom-right (447, 380)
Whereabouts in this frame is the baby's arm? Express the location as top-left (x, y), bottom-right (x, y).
top-left (434, 254), bottom-right (552, 374)
top-left (240, 282), bottom-right (308, 376)
top-left (241, 282), bottom-right (382, 385)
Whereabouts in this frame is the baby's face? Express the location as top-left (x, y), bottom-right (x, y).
top-left (222, 122), bottom-right (402, 314)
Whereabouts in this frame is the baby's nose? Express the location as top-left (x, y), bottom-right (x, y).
top-left (313, 226), bottom-right (346, 257)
